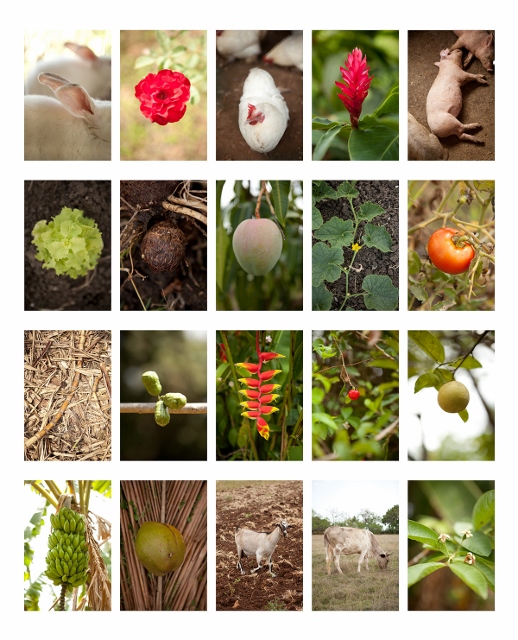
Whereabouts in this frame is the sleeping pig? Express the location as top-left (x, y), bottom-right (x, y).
top-left (426, 48), bottom-right (488, 143)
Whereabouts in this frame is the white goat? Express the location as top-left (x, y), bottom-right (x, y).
top-left (235, 520), bottom-right (289, 577)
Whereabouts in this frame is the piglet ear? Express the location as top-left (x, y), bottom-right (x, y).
top-left (38, 72), bottom-right (94, 118)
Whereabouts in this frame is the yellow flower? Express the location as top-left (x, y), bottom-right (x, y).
top-left (352, 243), bottom-right (361, 252)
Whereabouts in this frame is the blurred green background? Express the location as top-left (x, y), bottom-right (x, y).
top-left (120, 330), bottom-right (207, 461)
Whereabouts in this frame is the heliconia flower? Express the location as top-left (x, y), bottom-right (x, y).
top-left (258, 369), bottom-right (282, 382)
top-left (256, 417), bottom-right (270, 440)
top-left (259, 383), bottom-right (281, 394)
top-left (238, 389), bottom-right (261, 399)
top-left (236, 362), bottom-right (261, 374)
top-left (238, 377), bottom-right (260, 388)
top-left (259, 352), bottom-right (286, 362)
top-left (240, 400), bottom-right (261, 410)
top-left (259, 406), bottom-right (279, 415)
top-left (335, 48), bottom-right (373, 129)
top-left (241, 410), bottom-right (261, 419)
top-left (257, 394), bottom-right (279, 404)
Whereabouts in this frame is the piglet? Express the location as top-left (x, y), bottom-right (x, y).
top-left (450, 30), bottom-right (494, 72)
top-left (426, 48), bottom-right (487, 143)
top-left (408, 112), bottom-right (447, 160)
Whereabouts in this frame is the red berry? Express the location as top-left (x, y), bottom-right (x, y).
top-left (348, 389), bottom-right (360, 400)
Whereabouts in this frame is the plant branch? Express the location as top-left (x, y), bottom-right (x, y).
top-left (120, 403), bottom-right (207, 414)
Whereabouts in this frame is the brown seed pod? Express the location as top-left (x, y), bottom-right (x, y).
top-left (140, 220), bottom-right (186, 272)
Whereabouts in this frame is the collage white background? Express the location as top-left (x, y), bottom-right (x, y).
top-left (10, 1), bottom-right (513, 636)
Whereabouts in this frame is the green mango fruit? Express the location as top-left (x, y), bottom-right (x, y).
top-left (135, 521), bottom-right (186, 576)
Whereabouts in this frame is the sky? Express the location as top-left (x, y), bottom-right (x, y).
top-left (312, 480), bottom-right (399, 520)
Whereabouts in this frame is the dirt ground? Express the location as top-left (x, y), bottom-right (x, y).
top-left (314, 181), bottom-right (399, 310)
top-left (216, 31), bottom-right (303, 161)
top-left (216, 481), bottom-right (303, 611)
top-left (120, 180), bottom-right (207, 311)
top-left (408, 31), bottom-right (495, 161)
top-left (24, 181), bottom-right (111, 311)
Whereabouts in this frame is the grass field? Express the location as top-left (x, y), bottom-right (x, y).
top-left (312, 533), bottom-right (399, 611)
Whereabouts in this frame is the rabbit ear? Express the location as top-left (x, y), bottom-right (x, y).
top-left (38, 73), bottom-right (95, 119)
top-left (64, 42), bottom-right (98, 62)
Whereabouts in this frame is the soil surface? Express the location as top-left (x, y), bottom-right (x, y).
top-left (216, 481), bottom-right (303, 611)
top-left (120, 180), bottom-right (207, 311)
top-left (216, 31), bottom-right (303, 161)
top-left (408, 31), bottom-right (495, 161)
top-left (314, 181), bottom-right (399, 310)
top-left (24, 181), bottom-right (111, 311)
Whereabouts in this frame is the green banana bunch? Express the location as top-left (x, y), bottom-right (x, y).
top-left (45, 507), bottom-right (89, 590)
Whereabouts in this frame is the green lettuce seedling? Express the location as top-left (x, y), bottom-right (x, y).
top-left (31, 207), bottom-right (103, 279)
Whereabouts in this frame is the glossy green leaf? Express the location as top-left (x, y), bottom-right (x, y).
top-left (313, 123), bottom-right (344, 160)
top-left (270, 180), bottom-right (291, 227)
top-left (472, 490), bottom-right (495, 530)
top-left (408, 330), bottom-right (445, 363)
top-left (408, 520), bottom-right (447, 552)
top-left (462, 530), bottom-right (492, 557)
top-left (449, 563), bottom-right (488, 599)
top-left (349, 125), bottom-right (399, 161)
top-left (408, 562), bottom-right (445, 586)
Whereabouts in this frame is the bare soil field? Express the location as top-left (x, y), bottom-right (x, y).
top-left (216, 481), bottom-right (303, 611)
top-left (312, 533), bottom-right (399, 611)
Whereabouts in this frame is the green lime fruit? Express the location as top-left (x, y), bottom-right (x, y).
top-left (437, 381), bottom-right (470, 413)
top-left (135, 521), bottom-right (186, 576)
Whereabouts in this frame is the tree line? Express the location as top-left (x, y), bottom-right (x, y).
top-left (312, 505), bottom-right (399, 534)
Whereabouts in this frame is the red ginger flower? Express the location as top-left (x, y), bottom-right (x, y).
top-left (135, 69), bottom-right (190, 126)
top-left (335, 48), bottom-right (373, 129)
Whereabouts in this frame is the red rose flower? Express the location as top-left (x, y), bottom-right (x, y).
top-left (135, 69), bottom-right (191, 126)
top-left (335, 48), bottom-right (373, 129)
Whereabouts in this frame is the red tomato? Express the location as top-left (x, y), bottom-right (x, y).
top-left (348, 389), bottom-right (360, 400)
top-left (427, 227), bottom-right (475, 275)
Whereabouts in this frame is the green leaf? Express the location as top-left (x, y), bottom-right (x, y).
top-left (134, 55), bottom-right (156, 69)
top-left (367, 358), bottom-right (398, 370)
top-left (361, 223), bottom-right (392, 252)
top-left (361, 275), bottom-right (398, 310)
top-left (269, 180), bottom-right (291, 227)
top-left (414, 372), bottom-right (440, 393)
top-left (474, 561), bottom-right (495, 591)
top-left (457, 355), bottom-right (482, 369)
top-left (312, 243), bottom-right (343, 286)
top-left (287, 446), bottom-right (303, 461)
top-left (312, 341), bottom-right (337, 359)
top-left (372, 85), bottom-right (399, 118)
top-left (408, 250), bottom-right (422, 275)
top-left (462, 531), bottom-right (492, 557)
top-left (313, 180), bottom-right (338, 201)
top-left (312, 387), bottom-right (325, 405)
top-left (313, 123), bottom-right (344, 160)
top-left (312, 116), bottom-right (338, 129)
top-left (408, 520), bottom-right (447, 552)
top-left (312, 412), bottom-right (339, 434)
top-left (449, 563), bottom-right (488, 599)
top-left (312, 197), bottom-right (323, 230)
top-left (409, 283), bottom-right (428, 303)
top-left (349, 125), bottom-right (399, 161)
top-left (312, 284), bottom-right (333, 310)
top-left (314, 217), bottom-right (354, 248)
top-left (408, 562), bottom-right (446, 586)
top-left (334, 181), bottom-right (358, 199)
top-left (408, 330), bottom-right (445, 363)
top-left (357, 202), bottom-right (385, 221)
top-left (472, 490), bottom-right (495, 530)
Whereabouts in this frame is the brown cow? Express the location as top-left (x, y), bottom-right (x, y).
top-left (324, 526), bottom-right (390, 574)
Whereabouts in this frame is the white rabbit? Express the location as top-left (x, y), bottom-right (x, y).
top-left (25, 42), bottom-right (111, 100)
top-left (24, 72), bottom-right (111, 161)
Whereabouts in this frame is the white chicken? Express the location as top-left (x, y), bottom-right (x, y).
top-left (216, 30), bottom-right (266, 61)
top-left (238, 68), bottom-right (289, 155)
top-left (263, 34), bottom-right (303, 71)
